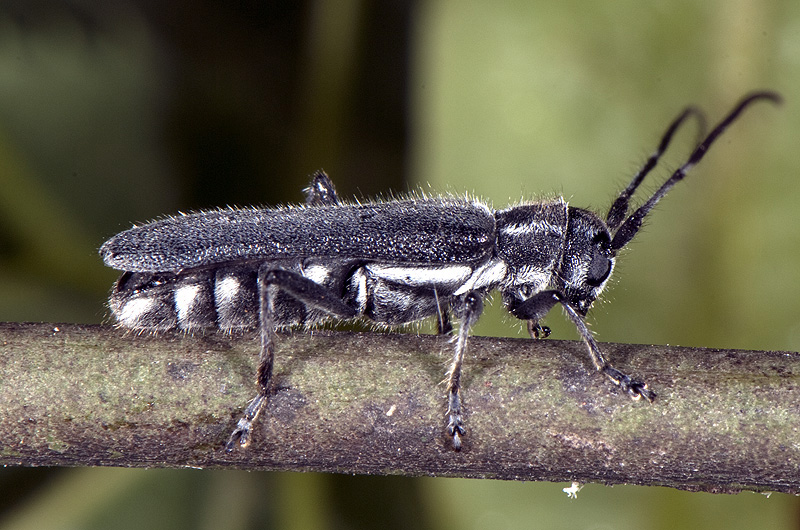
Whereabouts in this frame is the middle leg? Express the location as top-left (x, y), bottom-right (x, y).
top-left (445, 292), bottom-right (483, 450)
top-left (226, 266), bottom-right (358, 451)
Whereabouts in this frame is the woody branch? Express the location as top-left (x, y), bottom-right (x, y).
top-left (0, 322), bottom-right (797, 494)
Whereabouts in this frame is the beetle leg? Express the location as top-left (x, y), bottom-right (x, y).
top-left (527, 320), bottom-right (551, 339)
top-left (433, 288), bottom-right (453, 336)
top-left (512, 290), bottom-right (655, 402)
top-left (437, 309), bottom-right (453, 336)
top-left (445, 292), bottom-right (483, 450)
top-left (557, 296), bottom-right (656, 402)
top-left (226, 266), bottom-right (358, 452)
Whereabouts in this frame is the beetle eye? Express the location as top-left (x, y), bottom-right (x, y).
top-left (586, 252), bottom-right (612, 286)
top-left (585, 231), bottom-right (613, 287)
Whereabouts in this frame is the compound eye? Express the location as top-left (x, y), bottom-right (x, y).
top-left (585, 231), bottom-right (612, 287)
top-left (586, 252), bottom-right (612, 287)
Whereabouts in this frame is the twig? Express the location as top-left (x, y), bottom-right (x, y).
top-left (1, 322), bottom-right (798, 494)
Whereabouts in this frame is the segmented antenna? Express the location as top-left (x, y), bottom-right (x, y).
top-left (609, 91), bottom-right (782, 251)
top-left (606, 107), bottom-right (706, 230)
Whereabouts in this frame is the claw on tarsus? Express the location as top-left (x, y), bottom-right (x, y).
top-left (225, 420), bottom-right (252, 452)
top-left (602, 365), bottom-right (656, 402)
top-left (447, 419), bottom-right (465, 451)
top-left (225, 394), bottom-right (266, 453)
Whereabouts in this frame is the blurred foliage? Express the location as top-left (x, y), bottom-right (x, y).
top-left (1, 0), bottom-right (799, 529)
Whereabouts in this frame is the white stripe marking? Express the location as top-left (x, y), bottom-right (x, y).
top-left (304, 264), bottom-right (332, 284)
top-left (118, 297), bottom-right (156, 326)
top-left (367, 264), bottom-right (473, 287)
top-left (175, 284), bottom-right (201, 323)
top-left (216, 276), bottom-right (240, 304)
top-left (454, 259), bottom-right (507, 295)
top-left (501, 219), bottom-right (563, 237)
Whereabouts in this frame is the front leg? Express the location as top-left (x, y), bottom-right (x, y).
top-left (527, 320), bottom-right (551, 339)
top-left (226, 267), bottom-right (358, 451)
top-left (558, 298), bottom-right (656, 402)
top-left (445, 292), bottom-right (484, 450)
top-left (512, 290), bottom-right (655, 402)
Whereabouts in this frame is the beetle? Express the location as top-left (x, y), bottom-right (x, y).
top-left (100, 91), bottom-right (780, 451)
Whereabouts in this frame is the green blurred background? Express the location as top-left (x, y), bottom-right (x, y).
top-left (1, 1), bottom-right (798, 528)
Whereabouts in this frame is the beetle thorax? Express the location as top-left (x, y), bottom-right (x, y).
top-left (495, 198), bottom-right (569, 292)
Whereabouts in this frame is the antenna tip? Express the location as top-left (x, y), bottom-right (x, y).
top-left (743, 91), bottom-right (783, 106)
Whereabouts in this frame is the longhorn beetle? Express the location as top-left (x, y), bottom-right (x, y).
top-left (101, 91), bottom-right (780, 451)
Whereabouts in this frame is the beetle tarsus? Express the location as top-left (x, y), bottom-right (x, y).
top-left (602, 365), bottom-right (656, 402)
top-left (226, 394), bottom-right (267, 452)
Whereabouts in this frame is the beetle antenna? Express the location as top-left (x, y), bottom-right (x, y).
top-left (606, 106), bottom-right (706, 230)
top-left (610, 91), bottom-right (782, 251)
